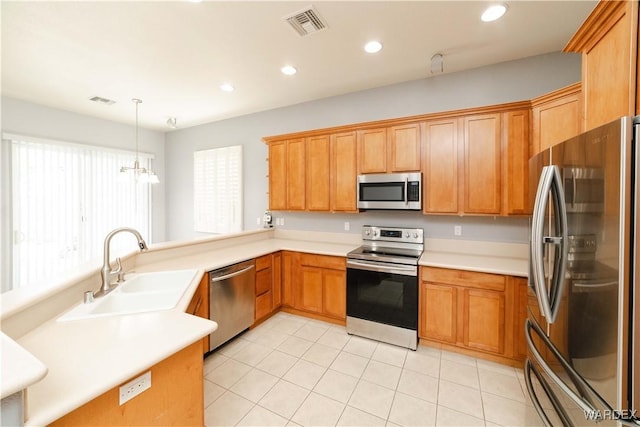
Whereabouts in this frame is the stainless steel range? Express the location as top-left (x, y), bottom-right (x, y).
top-left (346, 225), bottom-right (424, 350)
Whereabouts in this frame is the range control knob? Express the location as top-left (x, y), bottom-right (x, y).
top-left (404, 232), bottom-right (410, 238)
top-left (373, 230), bottom-right (379, 237)
top-left (364, 229), bottom-right (371, 236)
top-left (413, 232), bottom-right (419, 239)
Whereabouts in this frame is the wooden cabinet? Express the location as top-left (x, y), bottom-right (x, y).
top-left (255, 253), bottom-right (282, 322)
top-left (51, 342), bottom-right (204, 427)
top-left (358, 123), bottom-right (421, 174)
top-left (514, 277), bottom-right (530, 361)
top-left (297, 253), bottom-right (346, 320)
top-left (281, 251), bottom-right (298, 308)
top-left (531, 83), bottom-right (582, 155)
top-left (503, 109), bottom-right (531, 215)
top-left (463, 114), bottom-right (502, 214)
top-left (565, 1), bottom-right (638, 131)
top-left (267, 138), bottom-right (305, 210)
top-left (420, 267), bottom-right (515, 360)
top-left (331, 131), bottom-right (358, 212)
top-left (422, 118), bottom-right (461, 214)
top-left (186, 274), bottom-right (209, 353)
top-left (306, 135), bottom-right (331, 211)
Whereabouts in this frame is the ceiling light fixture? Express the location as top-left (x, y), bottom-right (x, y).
top-left (167, 117), bottom-right (178, 129)
top-left (220, 83), bottom-right (235, 92)
top-left (481, 4), bottom-right (508, 22)
top-left (430, 53), bottom-right (444, 74)
top-left (120, 99), bottom-right (159, 184)
top-left (281, 65), bottom-right (297, 76)
top-left (364, 41), bottom-right (383, 54)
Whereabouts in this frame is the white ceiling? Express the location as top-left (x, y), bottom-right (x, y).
top-left (1, 1), bottom-right (597, 132)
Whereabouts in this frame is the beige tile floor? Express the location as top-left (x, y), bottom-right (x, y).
top-left (203, 312), bottom-right (544, 426)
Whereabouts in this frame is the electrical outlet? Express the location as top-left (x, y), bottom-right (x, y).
top-left (119, 371), bottom-right (151, 405)
top-left (280, 218), bottom-right (285, 226)
top-left (256, 217), bottom-right (261, 225)
top-left (454, 225), bottom-right (462, 236)
top-left (344, 222), bottom-right (350, 231)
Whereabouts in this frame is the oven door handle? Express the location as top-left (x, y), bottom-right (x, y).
top-left (347, 259), bottom-right (416, 276)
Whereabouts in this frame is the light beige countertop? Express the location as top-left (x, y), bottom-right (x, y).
top-left (4, 228), bottom-right (528, 425)
top-left (419, 238), bottom-right (529, 277)
top-left (1, 332), bottom-right (47, 399)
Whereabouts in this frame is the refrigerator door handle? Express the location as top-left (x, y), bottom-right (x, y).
top-left (525, 318), bottom-right (613, 419)
top-left (531, 165), bottom-right (568, 324)
top-left (524, 359), bottom-right (574, 427)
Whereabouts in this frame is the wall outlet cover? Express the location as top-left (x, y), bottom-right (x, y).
top-left (119, 371), bottom-right (151, 405)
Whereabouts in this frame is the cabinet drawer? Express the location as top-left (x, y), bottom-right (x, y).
top-left (256, 291), bottom-right (273, 320)
top-left (255, 268), bottom-right (272, 295)
top-left (256, 255), bottom-right (272, 271)
top-left (300, 254), bottom-right (345, 270)
top-left (421, 267), bottom-right (505, 291)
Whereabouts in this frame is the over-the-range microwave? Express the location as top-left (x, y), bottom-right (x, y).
top-left (357, 172), bottom-right (422, 210)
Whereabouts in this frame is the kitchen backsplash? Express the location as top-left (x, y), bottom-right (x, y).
top-left (267, 211), bottom-right (529, 244)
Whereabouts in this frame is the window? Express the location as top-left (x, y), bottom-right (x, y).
top-left (2, 135), bottom-right (153, 291)
top-left (194, 145), bottom-right (242, 234)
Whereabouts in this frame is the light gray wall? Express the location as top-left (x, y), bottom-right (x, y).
top-left (1, 97), bottom-right (166, 242)
top-left (165, 51), bottom-right (581, 243)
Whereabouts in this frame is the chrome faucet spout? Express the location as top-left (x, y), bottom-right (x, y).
top-left (98, 227), bottom-right (148, 296)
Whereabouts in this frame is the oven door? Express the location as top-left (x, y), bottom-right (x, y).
top-left (346, 259), bottom-right (418, 330)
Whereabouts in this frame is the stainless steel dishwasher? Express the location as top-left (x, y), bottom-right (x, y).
top-left (208, 259), bottom-right (255, 352)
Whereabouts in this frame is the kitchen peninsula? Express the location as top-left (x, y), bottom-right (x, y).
top-left (1, 227), bottom-right (527, 425)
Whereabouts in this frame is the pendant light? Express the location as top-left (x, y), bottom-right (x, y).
top-left (119, 98), bottom-right (159, 184)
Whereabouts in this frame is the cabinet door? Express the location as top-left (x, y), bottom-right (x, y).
top-left (462, 288), bottom-right (505, 355)
top-left (388, 123), bottom-right (421, 172)
top-left (420, 282), bottom-right (457, 344)
top-left (281, 251), bottom-right (297, 307)
top-left (531, 86), bottom-right (582, 155)
top-left (514, 277), bottom-right (529, 360)
top-left (331, 132), bottom-right (357, 212)
top-left (323, 269), bottom-right (346, 320)
top-left (306, 135), bottom-right (331, 211)
top-left (299, 266), bottom-right (323, 314)
top-left (255, 267), bottom-right (272, 296)
top-left (503, 110), bottom-right (530, 215)
top-left (268, 141), bottom-right (287, 210)
top-left (463, 114), bottom-right (501, 214)
top-left (358, 128), bottom-right (387, 173)
top-left (565, 1), bottom-right (637, 131)
top-left (272, 252), bottom-right (282, 310)
top-left (287, 138), bottom-right (306, 210)
top-left (422, 118), bottom-right (460, 214)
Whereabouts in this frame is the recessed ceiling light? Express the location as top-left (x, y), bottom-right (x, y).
top-left (364, 41), bottom-right (383, 54)
top-left (281, 65), bottom-right (297, 76)
top-left (220, 83), bottom-right (235, 92)
top-left (481, 4), bottom-right (508, 22)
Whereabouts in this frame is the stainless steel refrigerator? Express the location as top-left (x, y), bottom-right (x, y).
top-left (526, 116), bottom-right (639, 426)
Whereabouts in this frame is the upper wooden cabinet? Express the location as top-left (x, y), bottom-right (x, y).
top-left (358, 123), bottom-right (421, 173)
top-left (306, 135), bottom-right (331, 211)
top-left (331, 132), bottom-right (358, 212)
top-left (564, 1), bottom-right (638, 130)
top-left (531, 83), bottom-right (582, 156)
top-left (422, 118), bottom-right (461, 214)
top-left (503, 110), bottom-right (530, 215)
top-left (268, 138), bottom-right (305, 211)
top-left (463, 113), bottom-right (502, 214)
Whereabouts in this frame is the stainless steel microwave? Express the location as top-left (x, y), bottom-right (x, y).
top-left (357, 173), bottom-right (422, 210)
top-left (562, 167), bottom-right (604, 213)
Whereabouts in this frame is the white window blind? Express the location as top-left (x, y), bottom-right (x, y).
top-left (7, 137), bottom-right (152, 290)
top-left (194, 145), bottom-right (242, 234)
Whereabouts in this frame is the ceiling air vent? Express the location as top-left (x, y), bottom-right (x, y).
top-left (283, 6), bottom-right (328, 37)
top-left (89, 96), bottom-right (116, 106)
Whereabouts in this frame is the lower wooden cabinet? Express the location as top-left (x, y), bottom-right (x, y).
top-left (186, 273), bottom-right (209, 354)
top-left (254, 252), bottom-right (282, 323)
top-left (298, 254), bottom-right (346, 320)
top-left (50, 341), bottom-right (204, 426)
top-left (420, 267), bottom-right (519, 362)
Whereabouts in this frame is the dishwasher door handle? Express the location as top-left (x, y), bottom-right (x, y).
top-left (210, 265), bottom-right (255, 283)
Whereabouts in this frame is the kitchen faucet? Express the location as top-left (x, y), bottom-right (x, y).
top-left (96, 227), bottom-right (148, 298)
